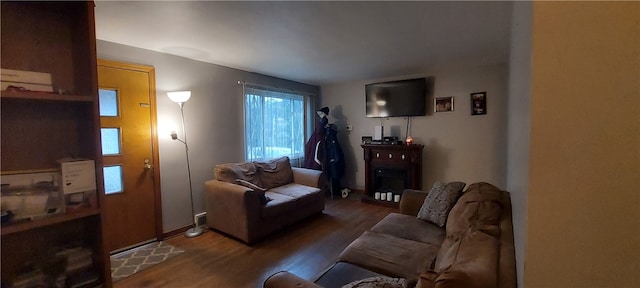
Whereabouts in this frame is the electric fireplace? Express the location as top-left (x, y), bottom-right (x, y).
top-left (361, 144), bottom-right (423, 207)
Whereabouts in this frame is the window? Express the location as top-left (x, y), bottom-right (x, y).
top-left (243, 85), bottom-right (311, 164)
top-left (103, 165), bottom-right (123, 195)
top-left (98, 89), bottom-right (119, 116)
top-left (100, 128), bottom-right (121, 155)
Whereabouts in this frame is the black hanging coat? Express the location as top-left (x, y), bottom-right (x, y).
top-left (324, 124), bottom-right (345, 182)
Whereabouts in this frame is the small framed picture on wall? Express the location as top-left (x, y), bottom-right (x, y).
top-left (434, 97), bottom-right (454, 112)
top-left (471, 92), bottom-right (487, 115)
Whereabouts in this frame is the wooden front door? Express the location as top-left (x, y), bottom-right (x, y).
top-left (97, 59), bottom-right (162, 253)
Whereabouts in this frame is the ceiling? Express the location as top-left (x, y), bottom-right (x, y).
top-left (94, 1), bottom-right (513, 85)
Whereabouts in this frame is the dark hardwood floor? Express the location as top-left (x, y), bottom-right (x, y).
top-left (113, 194), bottom-right (396, 288)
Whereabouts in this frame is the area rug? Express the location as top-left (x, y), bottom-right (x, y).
top-left (110, 242), bottom-right (184, 282)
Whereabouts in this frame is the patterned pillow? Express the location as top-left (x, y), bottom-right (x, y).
top-left (417, 181), bottom-right (466, 227)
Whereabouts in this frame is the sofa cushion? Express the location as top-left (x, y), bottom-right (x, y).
top-left (426, 182), bottom-right (504, 288)
top-left (432, 236), bottom-right (462, 274)
top-left (255, 156), bottom-right (294, 190)
top-left (429, 230), bottom-right (500, 288)
top-left (445, 182), bottom-right (503, 240)
top-left (338, 231), bottom-right (440, 280)
top-left (417, 182), bottom-right (466, 227)
top-left (315, 262), bottom-right (387, 288)
top-left (264, 271), bottom-right (323, 288)
top-left (370, 213), bottom-right (445, 246)
top-left (269, 183), bottom-right (321, 205)
top-left (261, 192), bottom-right (297, 218)
top-left (436, 183), bottom-right (504, 278)
top-left (415, 271), bottom-right (438, 288)
top-left (214, 162), bottom-right (261, 187)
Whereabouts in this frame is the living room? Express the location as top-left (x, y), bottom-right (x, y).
top-left (2, 1), bottom-right (637, 288)
top-left (94, 2), bottom-right (639, 287)
top-left (98, 1), bottom-right (638, 287)
top-left (96, 2), bottom-right (519, 285)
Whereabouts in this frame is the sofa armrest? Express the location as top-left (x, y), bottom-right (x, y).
top-left (204, 179), bottom-right (264, 243)
top-left (291, 167), bottom-right (323, 188)
top-left (399, 189), bottom-right (428, 216)
top-left (264, 271), bottom-right (322, 288)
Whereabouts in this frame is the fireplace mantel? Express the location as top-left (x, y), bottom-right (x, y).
top-left (361, 144), bottom-right (424, 207)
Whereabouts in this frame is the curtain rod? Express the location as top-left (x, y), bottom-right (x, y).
top-left (237, 80), bottom-right (316, 96)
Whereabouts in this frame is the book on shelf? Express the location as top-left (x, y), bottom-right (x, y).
top-left (1, 81), bottom-right (54, 93)
top-left (55, 246), bottom-right (94, 274)
top-left (9, 269), bottom-right (46, 288)
top-left (1, 68), bottom-right (54, 93)
top-left (1, 68), bottom-right (52, 85)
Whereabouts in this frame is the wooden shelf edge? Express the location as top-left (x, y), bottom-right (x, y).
top-left (1, 168), bottom-right (59, 175)
top-left (1, 91), bottom-right (94, 102)
top-left (361, 144), bottom-right (424, 149)
top-left (1, 208), bottom-right (101, 236)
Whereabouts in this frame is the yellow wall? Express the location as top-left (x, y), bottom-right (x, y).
top-left (527, 2), bottom-right (639, 287)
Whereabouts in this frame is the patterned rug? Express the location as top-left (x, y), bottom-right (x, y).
top-left (110, 242), bottom-right (184, 282)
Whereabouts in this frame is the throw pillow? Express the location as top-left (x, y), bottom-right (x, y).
top-left (214, 162), bottom-right (262, 187)
top-left (417, 181), bottom-right (466, 227)
top-left (341, 276), bottom-right (406, 288)
top-left (254, 156), bottom-right (294, 190)
top-left (235, 179), bottom-right (271, 204)
top-left (235, 179), bottom-right (266, 192)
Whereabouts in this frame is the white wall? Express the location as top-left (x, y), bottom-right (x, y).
top-left (97, 40), bottom-right (319, 233)
top-left (321, 63), bottom-right (508, 191)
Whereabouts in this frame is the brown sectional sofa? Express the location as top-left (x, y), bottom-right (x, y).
top-left (264, 182), bottom-right (516, 288)
top-left (204, 157), bottom-right (324, 245)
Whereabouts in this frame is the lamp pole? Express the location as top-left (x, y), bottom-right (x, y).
top-left (168, 91), bottom-right (203, 238)
top-left (178, 102), bottom-right (203, 238)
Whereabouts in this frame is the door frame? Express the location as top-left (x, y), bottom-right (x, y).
top-left (97, 59), bottom-right (163, 243)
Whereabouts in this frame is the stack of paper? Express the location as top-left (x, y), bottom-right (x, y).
top-left (1, 68), bottom-right (53, 92)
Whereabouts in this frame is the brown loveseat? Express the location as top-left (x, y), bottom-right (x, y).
top-left (264, 182), bottom-right (516, 288)
top-left (204, 157), bottom-right (325, 245)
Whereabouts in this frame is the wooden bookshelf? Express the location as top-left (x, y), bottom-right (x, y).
top-left (1, 1), bottom-right (110, 286)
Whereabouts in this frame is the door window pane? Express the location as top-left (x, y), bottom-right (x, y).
top-left (103, 165), bottom-right (123, 194)
top-left (101, 128), bottom-right (121, 155)
top-left (99, 89), bottom-right (119, 116)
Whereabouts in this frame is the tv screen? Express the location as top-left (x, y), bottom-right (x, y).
top-left (365, 78), bottom-right (426, 118)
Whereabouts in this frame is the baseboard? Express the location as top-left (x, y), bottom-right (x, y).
top-left (163, 225), bottom-right (193, 239)
top-left (350, 188), bottom-right (365, 194)
top-left (163, 213), bottom-right (208, 239)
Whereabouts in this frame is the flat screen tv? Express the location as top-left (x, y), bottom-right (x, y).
top-left (365, 77), bottom-right (426, 118)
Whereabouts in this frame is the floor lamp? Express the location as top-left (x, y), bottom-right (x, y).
top-left (168, 91), bottom-right (203, 238)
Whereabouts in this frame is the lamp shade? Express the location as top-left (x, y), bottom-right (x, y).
top-left (167, 91), bottom-right (191, 103)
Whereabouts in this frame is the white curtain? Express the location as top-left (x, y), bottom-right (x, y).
top-left (243, 85), bottom-right (309, 166)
